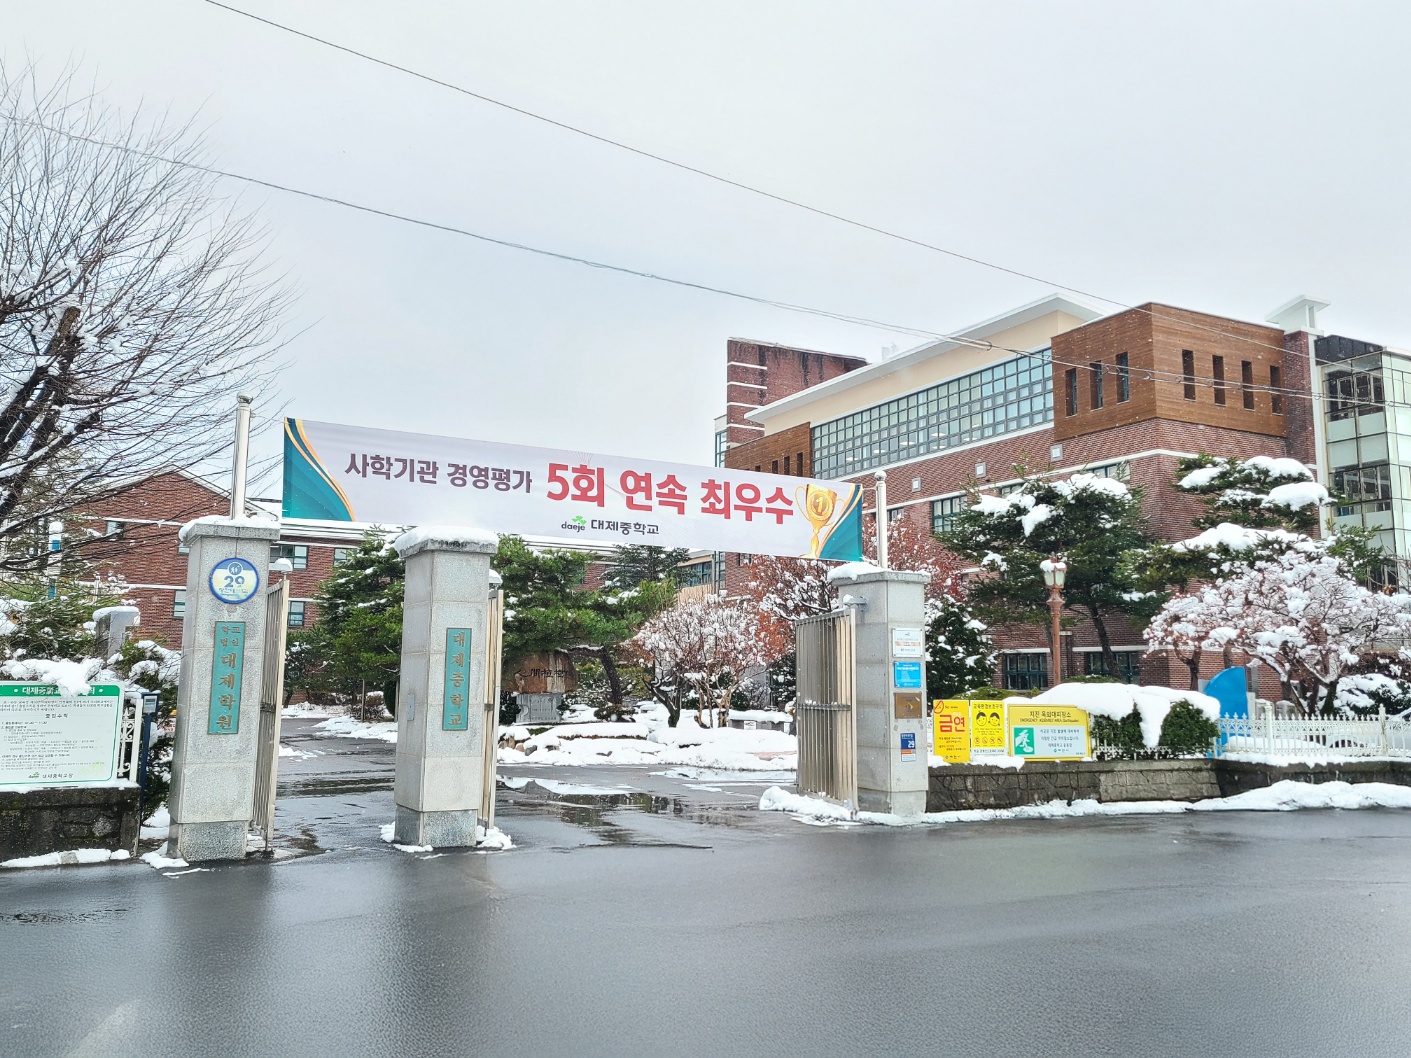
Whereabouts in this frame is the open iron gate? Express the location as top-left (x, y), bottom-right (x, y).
top-left (480, 585), bottom-right (505, 828)
top-left (794, 608), bottom-right (857, 812)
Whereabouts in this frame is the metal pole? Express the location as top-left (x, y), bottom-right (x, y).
top-left (1048, 587), bottom-right (1062, 688)
top-left (137, 691), bottom-right (158, 820)
top-left (874, 471), bottom-right (888, 569)
top-left (230, 393), bottom-right (254, 518)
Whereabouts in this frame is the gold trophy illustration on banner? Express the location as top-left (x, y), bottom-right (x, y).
top-left (796, 484), bottom-right (839, 559)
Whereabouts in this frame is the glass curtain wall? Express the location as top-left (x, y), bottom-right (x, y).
top-left (811, 351), bottom-right (1052, 480)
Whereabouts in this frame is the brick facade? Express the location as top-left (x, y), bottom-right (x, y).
top-left (718, 300), bottom-right (1323, 691)
top-left (723, 339), bottom-right (864, 450)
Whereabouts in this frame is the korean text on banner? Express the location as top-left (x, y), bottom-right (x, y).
top-left (1007, 705), bottom-right (1090, 761)
top-left (932, 700), bottom-right (971, 764)
top-left (283, 418), bottom-right (864, 561)
top-left (968, 700), bottom-right (1006, 757)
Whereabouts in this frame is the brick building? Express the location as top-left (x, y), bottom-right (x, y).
top-left (718, 293), bottom-right (1408, 692)
top-left (72, 470), bottom-right (363, 647)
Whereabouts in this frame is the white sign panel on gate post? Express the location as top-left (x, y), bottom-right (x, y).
top-left (0, 684), bottom-right (124, 788)
top-left (891, 628), bottom-right (924, 659)
top-left (282, 419), bottom-right (865, 561)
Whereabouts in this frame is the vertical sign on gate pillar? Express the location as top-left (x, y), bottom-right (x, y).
top-left (208, 622), bottom-right (246, 734)
top-left (443, 629), bottom-right (472, 731)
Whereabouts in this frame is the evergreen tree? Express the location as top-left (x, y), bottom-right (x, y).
top-left (604, 545), bottom-right (691, 590)
top-left (940, 470), bottom-right (1162, 678)
top-left (926, 589), bottom-right (997, 701)
top-left (294, 530), bottom-right (404, 714)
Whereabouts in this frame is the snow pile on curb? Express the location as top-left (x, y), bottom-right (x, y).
top-left (760, 780), bottom-right (1411, 827)
top-left (1010, 682), bottom-right (1220, 748)
top-left (2, 848), bottom-right (131, 869)
top-left (141, 850), bottom-right (188, 870)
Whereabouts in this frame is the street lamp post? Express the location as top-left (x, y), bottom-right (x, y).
top-left (1040, 556), bottom-right (1067, 688)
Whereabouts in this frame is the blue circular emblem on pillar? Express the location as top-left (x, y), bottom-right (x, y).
top-left (209, 557), bottom-right (260, 604)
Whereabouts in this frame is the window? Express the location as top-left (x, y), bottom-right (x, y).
top-left (1212, 356), bottom-right (1226, 405)
top-left (771, 459), bottom-right (779, 474)
top-left (714, 430), bottom-right (727, 468)
top-left (172, 590), bottom-right (186, 619)
top-left (333, 548), bottom-right (352, 566)
top-left (1270, 365), bottom-right (1284, 414)
top-left (932, 495), bottom-right (966, 534)
top-left (1003, 653), bottom-right (1048, 691)
top-left (104, 519), bottom-right (123, 537)
top-left (1089, 362), bottom-right (1104, 410)
top-left (1326, 366), bottom-right (1385, 421)
top-left (271, 543), bottom-right (308, 570)
top-left (1088, 461), bottom-right (1130, 482)
top-left (1241, 361), bottom-right (1255, 410)
top-left (1115, 352), bottom-right (1131, 403)
top-left (1064, 368), bottom-right (1078, 416)
top-left (887, 507), bottom-right (905, 523)
top-left (288, 600), bottom-right (306, 629)
top-left (1083, 650), bottom-right (1140, 684)
top-left (797, 452), bottom-right (805, 475)
top-left (1333, 463), bottom-right (1394, 514)
top-left (809, 350), bottom-right (1053, 479)
top-left (783, 456), bottom-right (791, 475)
top-left (1182, 350), bottom-right (1196, 401)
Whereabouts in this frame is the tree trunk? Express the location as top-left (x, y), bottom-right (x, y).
top-left (1089, 605), bottom-right (1117, 681)
top-left (1185, 647), bottom-right (1202, 692)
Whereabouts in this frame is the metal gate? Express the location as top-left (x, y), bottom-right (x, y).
top-left (251, 576), bottom-right (290, 851)
top-left (479, 584), bottom-right (505, 828)
top-left (794, 608), bottom-right (857, 812)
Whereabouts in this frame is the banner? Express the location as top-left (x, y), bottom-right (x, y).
top-left (282, 419), bottom-right (864, 560)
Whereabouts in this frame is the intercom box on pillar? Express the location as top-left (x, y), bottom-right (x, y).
top-left (393, 527), bottom-right (499, 848)
top-left (835, 567), bottom-right (931, 816)
top-left (166, 517), bottom-right (279, 861)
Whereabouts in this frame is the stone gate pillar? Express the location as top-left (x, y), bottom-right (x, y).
top-left (166, 518), bottom-right (279, 861)
top-left (393, 529), bottom-right (497, 847)
top-left (842, 568), bottom-right (931, 816)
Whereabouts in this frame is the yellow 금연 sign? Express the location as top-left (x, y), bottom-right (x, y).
top-left (1006, 704), bottom-right (1090, 761)
top-left (968, 700), bottom-right (1007, 756)
top-left (932, 700), bottom-right (971, 764)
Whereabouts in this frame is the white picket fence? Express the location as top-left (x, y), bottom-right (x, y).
top-left (1218, 710), bottom-right (1411, 759)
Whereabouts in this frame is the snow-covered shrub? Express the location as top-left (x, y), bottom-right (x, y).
top-left (109, 639), bottom-right (180, 821)
top-left (1159, 700), bottom-right (1220, 754)
top-left (1091, 709), bottom-right (1145, 755)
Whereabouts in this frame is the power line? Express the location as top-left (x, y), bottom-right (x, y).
top-left (7, 112), bottom-right (1403, 414)
top-left (197, 0), bottom-right (1345, 369)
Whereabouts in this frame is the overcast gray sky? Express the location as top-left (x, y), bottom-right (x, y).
top-left (6, 1), bottom-right (1410, 479)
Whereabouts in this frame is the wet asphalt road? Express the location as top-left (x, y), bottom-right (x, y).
top-left (5, 719), bottom-right (1411, 1058)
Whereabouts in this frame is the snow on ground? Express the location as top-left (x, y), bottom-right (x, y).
top-left (506, 704), bottom-right (796, 771)
top-left (279, 743), bottom-right (318, 760)
top-left (2, 848), bottom-right (131, 869)
top-left (140, 804), bottom-right (170, 840)
top-left (378, 821), bottom-right (513, 854)
top-left (761, 780), bottom-right (1411, 827)
top-left (313, 715), bottom-right (397, 742)
top-left (141, 850), bottom-right (188, 870)
top-left (283, 703), bottom-right (343, 718)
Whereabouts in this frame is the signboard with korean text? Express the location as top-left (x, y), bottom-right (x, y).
top-left (443, 628), bottom-right (473, 731)
top-left (891, 628), bottom-right (924, 659)
top-left (892, 660), bottom-right (923, 690)
top-left (283, 418), bottom-right (864, 560)
top-left (968, 700), bottom-right (1007, 757)
top-left (0, 683), bottom-right (123, 788)
top-left (932, 700), bottom-right (971, 764)
top-left (209, 622), bottom-right (246, 734)
top-left (1007, 705), bottom-right (1090, 761)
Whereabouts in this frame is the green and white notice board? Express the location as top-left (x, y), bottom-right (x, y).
top-left (0, 683), bottom-right (123, 788)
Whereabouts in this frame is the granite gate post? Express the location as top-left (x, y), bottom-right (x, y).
top-left (393, 530), bottom-right (498, 847)
top-left (842, 568), bottom-right (931, 816)
top-left (166, 518), bottom-right (279, 861)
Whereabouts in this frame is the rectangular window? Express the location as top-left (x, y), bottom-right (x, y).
top-left (1003, 653), bottom-right (1049, 691)
top-left (1089, 362), bottom-right (1104, 410)
top-left (1212, 356), bottom-right (1226, 406)
top-left (797, 452), bottom-right (805, 475)
top-left (932, 495), bottom-right (965, 534)
top-left (288, 600), bottom-right (306, 629)
top-left (271, 543), bottom-right (308, 570)
top-left (1270, 365), bottom-right (1284, 414)
top-left (1182, 350), bottom-right (1196, 401)
top-left (783, 455), bottom-right (791, 475)
top-left (1115, 352), bottom-right (1130, 403)
top-left (1241, 361), bottom-right (1255, 409)
top-left (1064, 368), bottom-right (1078, 416)
top-left (1083, 650), bottom-right (1140, 684)
top-left (771, 459), bottom-right (779, 474)
top-left (172, 589), bottom-right (186, 619)
top-left (105, 519), bottom-right (123, 537)
top-left (333, 548), bottom-right (352, 566)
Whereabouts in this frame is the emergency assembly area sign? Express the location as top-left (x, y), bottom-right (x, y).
top-left (283, 418), bottom-right (865, 561)
top-left (1007, 704), bottom-right (1090, 761)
